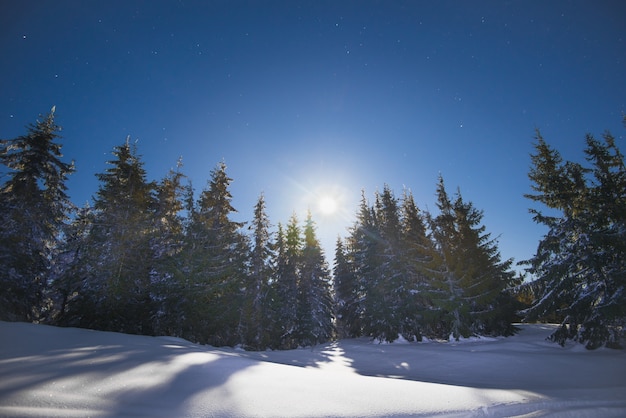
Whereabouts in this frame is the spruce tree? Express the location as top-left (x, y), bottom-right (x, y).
top-left (182, 161), bottom-right (248, 346)
top-left (398, 190), bottom-right (437, 340)
top-left (273, 214), bottom-right (302, 348)
top-left (451, 191), bottom-right (517, 336)
top-left (78, 138), bottom-right (157, 334)
top-left (342, 191), bottom-right (377, 338)
top-left (0, 107), bottom-right (74, 321)
top-left (524, 129), bottom-right (626, 348)
top-left (333, 236), bottom-right (361, 338)
top-left (363, 186), bottom-right (407, 342)
top-left (430, 176), bottom-right (516, 339)
top-left (296, 212), bottom-right (335, 346)
top-left (423, 177), bottom-right (457, 339)
top-left (241, 193), bottom-right (275, 350)
top-left (348, 191), bottom-right (385, 340)
top-left (267, 222), bottom-right (290, 347)
top-left (151, 162), bottom-right (187, 336)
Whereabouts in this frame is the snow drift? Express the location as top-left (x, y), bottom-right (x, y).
top-left (1, 322), bottom-right (625, 417)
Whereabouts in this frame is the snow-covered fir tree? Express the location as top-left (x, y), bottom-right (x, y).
top-left (398, 189), bottom-right (438, 340)
top-left (523, 128), bottom-right (626, 348)
top-left (361, 186), bottom-right (412, 342)
top-left (272, 214), bottom-right (302, 348)
top-left (333, 236), bottom-right (361, 338)
top-left (338, 191), bottom-right (376, 338)
top-left (0, 107), bottom-right (74, 321)
top-left (150, 163), bottom-right (188, 336)
top-left (73, 139), bottom-right (157, 334)
top-left (241, 193), bottom-right (275, 350)
top-left (181, 161), bottom-right (249, 346)
top-left (430, 176), bottom-right (516, 340)
top-left (296, 212), bottom-right (335, 346)
top-left (346, 191), bottom-right (382, 340)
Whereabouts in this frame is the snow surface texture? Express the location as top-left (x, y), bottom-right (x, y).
top-left (1, 322), bottom-right (625, 417)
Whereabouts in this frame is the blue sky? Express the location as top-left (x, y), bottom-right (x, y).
top-left (1, 1), bottom-right (625, 272)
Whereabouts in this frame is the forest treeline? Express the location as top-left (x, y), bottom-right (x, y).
top-left (1, 108), bottom-right (624, 349)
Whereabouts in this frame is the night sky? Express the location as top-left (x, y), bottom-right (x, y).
top-left (2, 1), bottom-right (625, 272)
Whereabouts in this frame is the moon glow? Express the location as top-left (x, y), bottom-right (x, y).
top-left (318, 195), bottom-right (338, 215)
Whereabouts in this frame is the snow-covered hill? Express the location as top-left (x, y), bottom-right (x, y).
top-left (1, 321), bottom-right (625, 417)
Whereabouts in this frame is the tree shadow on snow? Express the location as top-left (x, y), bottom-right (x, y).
top-left (237, 341), bottom-right (346, 370)
top-left (240, 327), bottom-right (626, 394)
top-left (0, 322), bottom-right (254, 417)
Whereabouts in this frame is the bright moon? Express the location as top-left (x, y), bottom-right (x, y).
top-left (318, 196), bottom-right (338, 215)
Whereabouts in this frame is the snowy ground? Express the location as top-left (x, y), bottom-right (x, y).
top-left (1, 322), bottom-right (625, 417)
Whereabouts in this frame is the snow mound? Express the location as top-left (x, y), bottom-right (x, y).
top-left (1, 321), bottom-right (625, 417)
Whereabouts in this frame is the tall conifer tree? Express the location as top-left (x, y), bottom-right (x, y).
top-left (345, 191), bottom-right (377, 335)
top-left (430, 175), bottom-right (515, 339)
top-left (297, 212), bottom-right (335, 346)
top-left (273, 214), bottom-right (302, 348)
top-left (398, 190), bottom-right (437, 340)
top-left (79, 138), bottom-right (156, 333)
top-left (182, 161), bottom-right (248, 346)
top-left (524, 129), bottom-right (626, 348)
top-left (267, 222), bottom-right (289, 347)
top-left (242, 193), bottom-right (274, 349)
top-left (333, 236), bottom-right (360, 337)
top-left (151, 162), bottom-right (187, 335)
top-left (451, 191), bottom-right (516, 336)
top-left (349, 191), bottom-right (383, 340)
top-left (0, 107), bottom-right (74, 321)
top-left (362, 186), bottom-right (407, 342)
